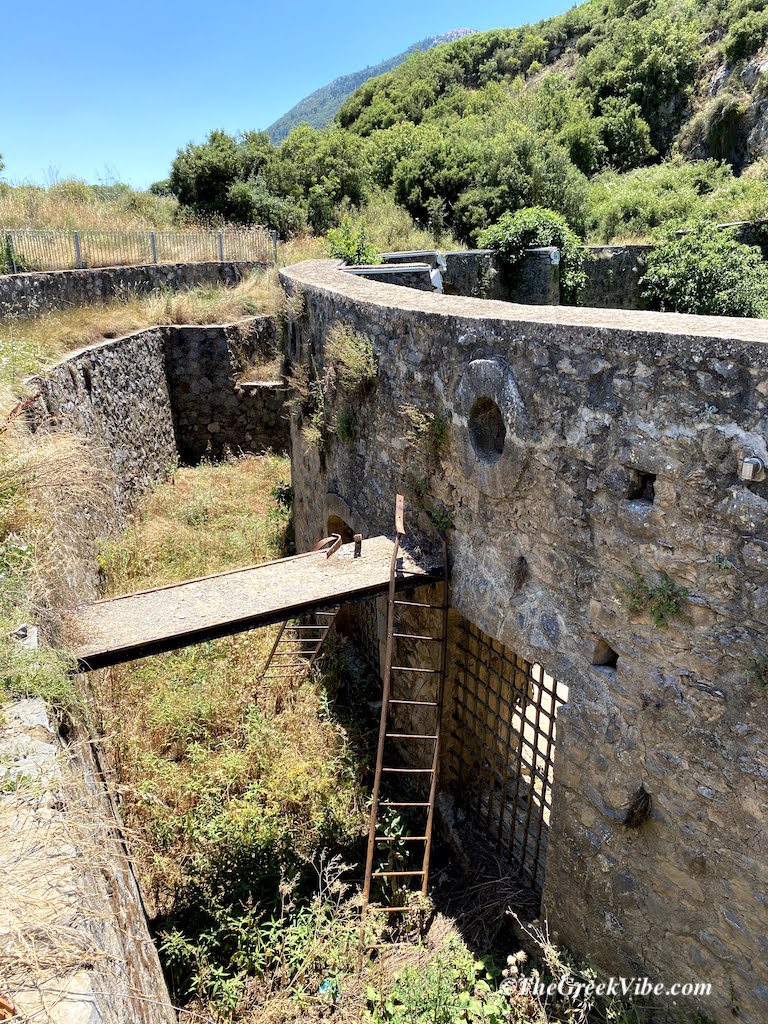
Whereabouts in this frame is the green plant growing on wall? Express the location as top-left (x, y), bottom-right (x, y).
top-left (428, 501), bottom-right (455, 533)
top-left (401, 408), bottom-right (454, 532)
top-left (712, 551), bottom-right (736, 572)
top-left (335, 405), bottom-right (356, 444)
top-left (745, 652), bottom-right (768, 695)
top-left (623, 566), bottom-right (689, 627)
top-left (287, 325), bottom-right (375, 453)
top-left (287, 358), bottom-right (331, 452)
top-left (401, 405), bottom-right (451, 461)
top-left (326, 322), bottom-right (377, 394)
top-left (402, 472), bottom-right (455, 533)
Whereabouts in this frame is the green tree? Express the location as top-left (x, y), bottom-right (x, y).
top-left (226, 179), bottom-right (305, 236)
top-left (641, 222), bottom-right (768, 316)
top-left (595, 97), bottom-right (656, 171)
top-left (169, 130), bottom-right (243, 216)
top-left (479, 206), bottom-right (587, 303)
top-left (724, 8), bottom-right (768, 61)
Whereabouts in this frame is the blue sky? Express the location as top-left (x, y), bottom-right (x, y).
top-left (2, 0), bottom-right (574, 189)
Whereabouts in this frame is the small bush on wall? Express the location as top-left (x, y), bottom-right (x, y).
top-left (623, 566), bottom-right (689, 627)
top-left (326, 216), bottom-right (381, 265)
top-left (641, 221), bottom-right (768, 317)
top-left (326, 322), bottom-right (377, 394)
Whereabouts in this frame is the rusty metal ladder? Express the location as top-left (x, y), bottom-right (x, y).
top-left (360, 495), bottom-right (449, 932)
top-left (260, 534), bottom-right (343, 687)
top-left (261, 608), bottom-right (340, 687)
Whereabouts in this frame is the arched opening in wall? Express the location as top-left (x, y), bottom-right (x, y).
top-left (447, 619), bottom-right (568, 900)
top-left (468, 398), bottom-right (506, 464)
top-left (327, 514), bottom-right (355, 544)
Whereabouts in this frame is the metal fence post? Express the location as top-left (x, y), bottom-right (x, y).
top-left (150, 231), bottom-right (157, 265)
top-left (217, 231), bottom-right (224, 262)
top-left (5, 231), bottom-right (18, 274)
top-left (73, 231), bottom-right (83, 269)
top-left (271, 229), bottom-right (278, 265)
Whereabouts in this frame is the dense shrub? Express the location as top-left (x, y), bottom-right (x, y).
top-left (641, 221), bottom-right (768, 316)
top-left (586, 159), bottom-right (768, 242)
top-left (326, 215), bottom-right (381, 264)
top-left (479, 206), bottom-right (587, 303)
top-left (226, 178), bottom-right (305, 236)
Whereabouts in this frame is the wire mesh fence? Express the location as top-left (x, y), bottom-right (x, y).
top-left (1, 227), bottom-right (278, 274)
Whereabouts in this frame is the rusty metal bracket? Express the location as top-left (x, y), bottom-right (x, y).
top-left (311, 533), bottom-right (342, 558)
top-left (395, 493), bottom-right (405, 537)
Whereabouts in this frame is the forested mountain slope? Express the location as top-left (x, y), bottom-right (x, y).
top-left (339, 0), bottom-right (768, 169)
top-left (167, 0), bottom-right (768, 245)
top-left (266, 30), bottom-right (475, 143)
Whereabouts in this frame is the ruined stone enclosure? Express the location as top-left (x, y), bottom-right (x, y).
top-left (281, 259), bottom-right (768, 1024)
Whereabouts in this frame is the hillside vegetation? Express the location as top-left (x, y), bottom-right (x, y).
top-left (266, 30), bottom-right (475, 143)
top-left (163, 0), bottom-right (768, 244)
top-left (6, 3), bottom-right (768, 253)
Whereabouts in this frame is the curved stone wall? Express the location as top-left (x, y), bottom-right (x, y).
top-left (281, 258), bottom-right (768, 1024)
top-left (27, 316), bottom-right (288, 606)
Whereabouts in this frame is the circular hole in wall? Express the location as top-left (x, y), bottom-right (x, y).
top-left (468, 398), bottom-right (506, 463)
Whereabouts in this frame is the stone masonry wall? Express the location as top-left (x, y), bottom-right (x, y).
top-left (0, 260), bottom-right (266, 318)
top-left (281, 259), bottom-right (768, 1024)
top-left (26, 315), bottom-right (287, 604)
top-left (580, 245), bottom-right (652, 310)
top-left (27, 327), bottom-right (177, 605)
top-left (443, 249), bottom-right (560, 304)
top-left (165, 318), bottom-right (289, 461)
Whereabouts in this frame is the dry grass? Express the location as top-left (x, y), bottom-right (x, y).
top-left (92, 455), bottom-right (367, 924)
top-left (0, 708), bottom-right (159, 1018)
top-left (0, 180), bottom-right (180, 231)
top-left (99, 454), bottom-right (290, 592)
top-left (240, 356), bottom-right (284, 383)
top-left (347, 193), bottom-right (462, 253)
top-left (279, 201), bottom-right (464, 265)
top-left (280, 233), bottom-right (327, 265)
top-left (0, 426), bottom-right (109, 708)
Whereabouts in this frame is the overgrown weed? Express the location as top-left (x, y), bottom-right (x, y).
top-left (326, 323), bottom-right (377, 394)
top-left (0, 426), bottom-right (105, 714)
top-left (93, 455), bottom-right (369, 1021)
top-left (0, 178), bottom-right (180, 231)
top-left (401, 405), bottom-right (451, 462)
top-left (289, 324), bottom-right (376, 453)
top-left (623, 566), bottom-right (689, 628)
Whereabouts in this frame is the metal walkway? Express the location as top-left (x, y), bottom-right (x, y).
top-left (69, 536), bottom-right (439, 671)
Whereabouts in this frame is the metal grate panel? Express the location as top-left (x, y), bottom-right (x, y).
top-left (448, 619), bottom-right (568, 894)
